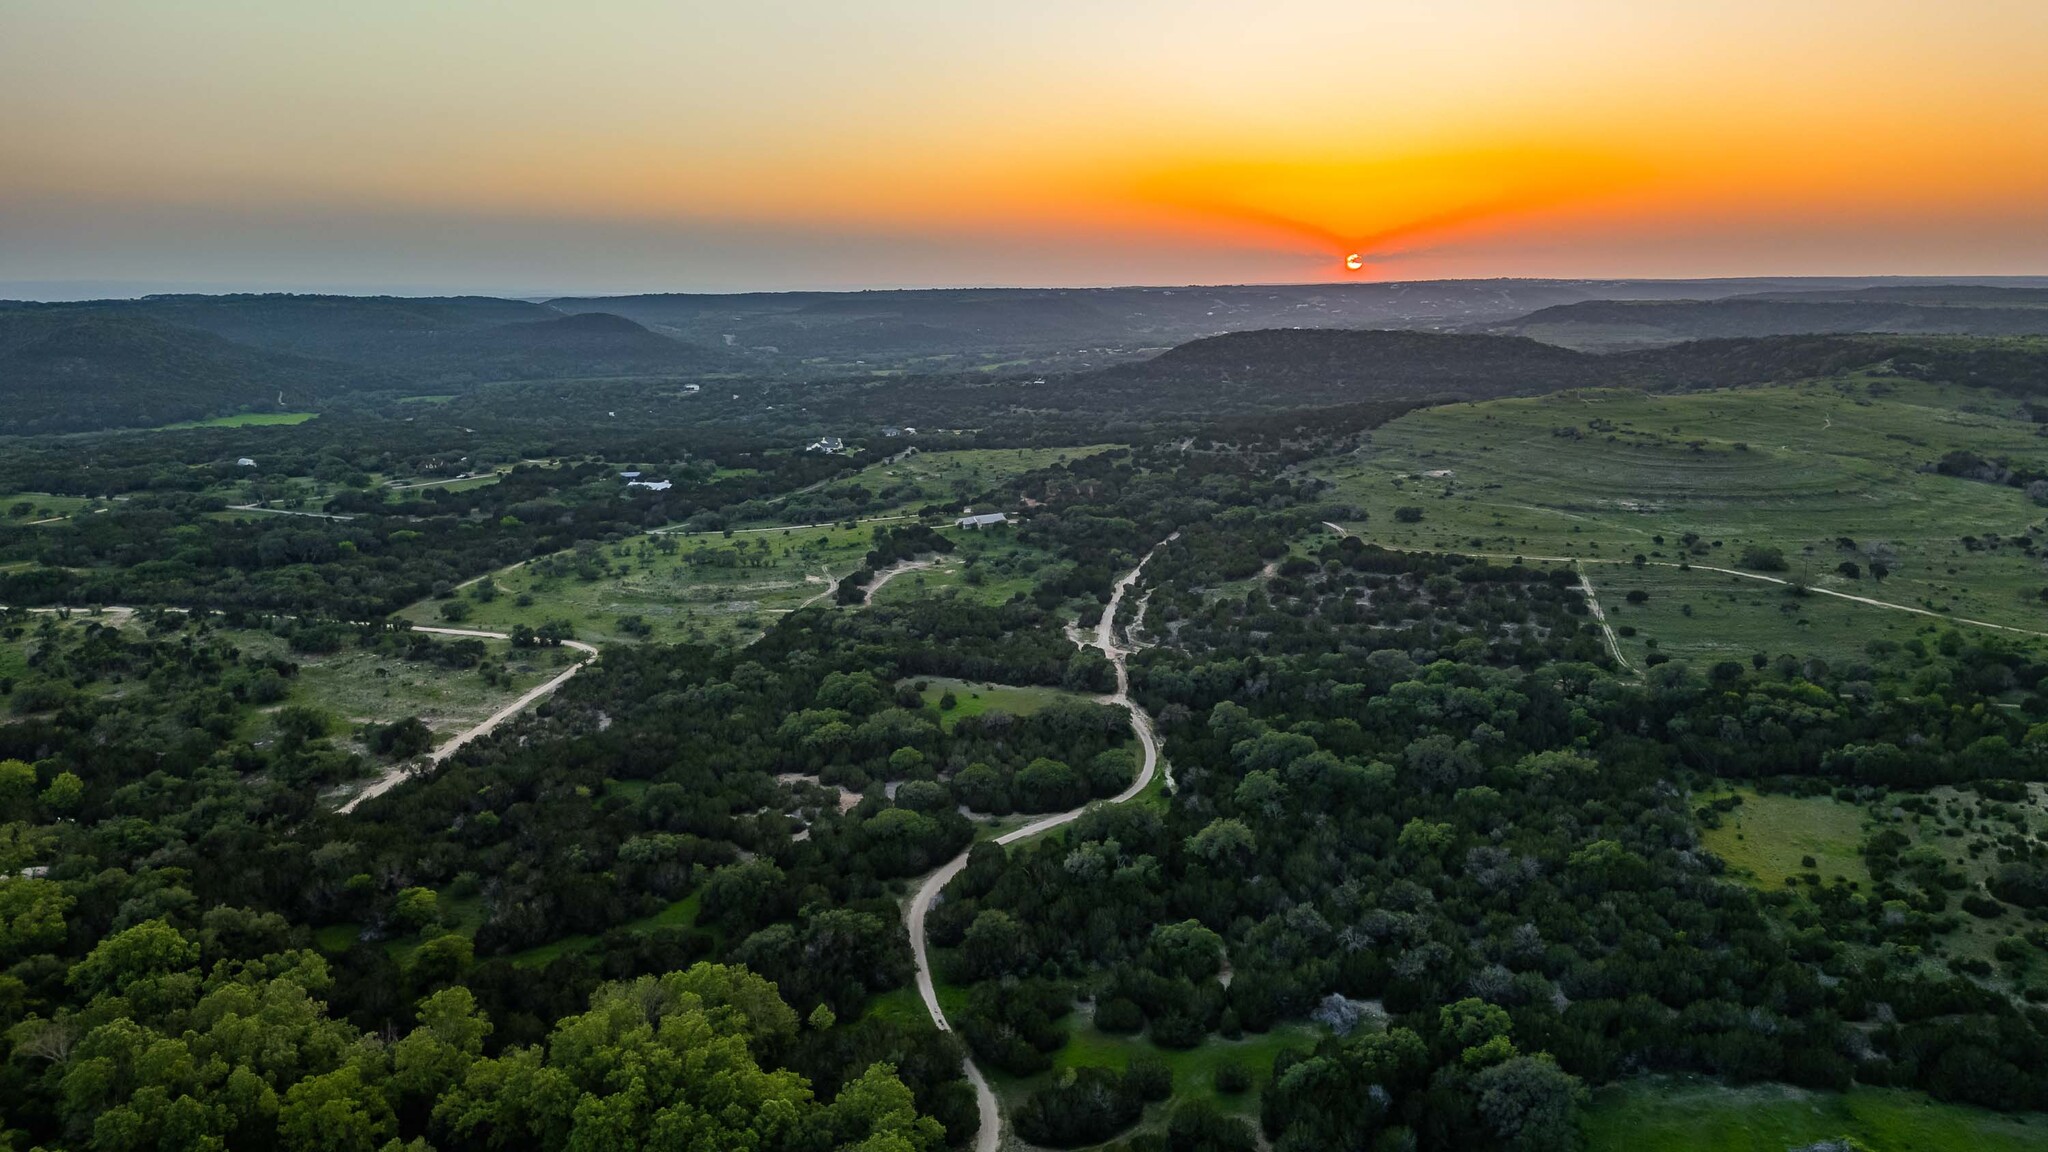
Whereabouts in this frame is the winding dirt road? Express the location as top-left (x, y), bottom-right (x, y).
top-left (904, 534), bottom-right (1175, 1152)
top-left (336, 626), bottom-right (598, 814)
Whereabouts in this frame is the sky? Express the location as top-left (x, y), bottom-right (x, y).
top-left (4, 0), bottom-right (2047, 297)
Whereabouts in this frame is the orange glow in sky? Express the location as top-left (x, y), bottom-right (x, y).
top-left (3, 0), bottom-right (2046, 293)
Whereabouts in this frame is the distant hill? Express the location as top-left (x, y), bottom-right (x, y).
top-left (1490, 289), bottom-right (2048, 350)
top-left (0, 312), bottom-right (399, 435)
top-left (838, 329), bottom-right (2048, 435)
top-left (1075, 328), bottom-right (1617, 410)
top-left (394, 311), bottom-right (733, 383)
top-left (0, 295), bottom-right (732, 397)
top-left (549, 279), bottom-right (1944, 371)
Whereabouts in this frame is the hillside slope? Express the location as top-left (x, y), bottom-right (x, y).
top-left (0, 296), bottom-right (731, 385)
top-left (0, 313), bottom-right (400, 435)
top-left (1494, 291), bottom-right (2048, 349)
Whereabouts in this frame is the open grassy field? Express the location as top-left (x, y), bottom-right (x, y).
top-left (383, 446), bottom-right (1109, 648)
top-left (759, 443), bottom-right (1120, 525)
top-left (219, 628), bottom-right (566, 754)
top-left (393, 521), bottom-right (876, 647)
top-left (1584, 1078), bottom-right (2048, 1151)
top-left (1698, 781), bottom-right (2048, 988)
top-left (1, 492), bottom-right (100, 523)
top-left (1314, 378), bottom-right (2048, 658)
top-left (906, 675), bottom-right (1087, 731)
top-left (159, 411), bottom-right (318, 429)
top-left (1589, 560), bottom-right (1960, 668)
top-left (1023, 1019), bottom-right (1322, 1120)
top-left (1698, 788), bottom-right (1872, 890)
top-left (868, 526), bottom-right (1060, 609)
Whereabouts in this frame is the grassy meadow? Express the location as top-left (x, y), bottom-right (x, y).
top-left (158, 411), bottom-right (319, 430)
top-left (1315, 378), bottom-right (2048, 661)
top-left (907, 675), bottom-right (1086, 731)
top-left (1698, 788), bottom-right (1872, 889)
top-left (1584, 1078), bottom-right (2048, 1151)
top-left (227, 628), bottom-right (566, 753)
top-left (1698, 781), bottom-right (2048, 991)
top-left (393, 521), bottom-right (876, 647)
top-left (756, 443), bottom-right (1119, 526)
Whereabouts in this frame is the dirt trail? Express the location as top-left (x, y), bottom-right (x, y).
top-left (336, 627), bottom-right (598, 815)
top-left (905, 534), bottom-right (1175, 1152)
top-left (226, 503), bottom-right (356, 521)
top-left (862, 557), bottom-right (944, 606)
top-left (1576, 572), bottom-right (1638, 676)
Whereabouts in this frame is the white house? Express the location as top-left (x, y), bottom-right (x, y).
top-left (236, 458), bottom-right (257, 467)
top-left (627, 480), bottom-right (673, 492)
top-left (806, 436), bottom-right (846, 454)
top-left (956, 511), bottom-right (1009, 529)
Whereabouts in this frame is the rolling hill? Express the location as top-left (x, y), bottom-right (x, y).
top-left (1492, 288), bottom-right (2048, 350)
top-left (0, 312), bottom-right (401, 435)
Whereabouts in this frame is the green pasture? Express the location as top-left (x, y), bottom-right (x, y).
top-left (1588, 563), bottom-right (1984, 669)
top-left (771, 443), bottom-right (1121, 522)
top-left (394, 521), bottom-right (879, 647)
top-left (1316, 379), bottom-right (2048, 647)
top-left (159, 411), bottom-right (317, 429)
top-left (1698, 788), bottom-right (1871, 890)
top-left (867, 527), bottom-right (1055, 609)
top-left (907, 676), bottom-right (1087, 731)
top-left (1, 491), bottom-right (98, 522)
top-left (1699, 781), bottom-right (2048, 988)
top-left (1584, 1078), bottom-right (2048, 1151)
top-left (222, 628), bottom-right (557, 754)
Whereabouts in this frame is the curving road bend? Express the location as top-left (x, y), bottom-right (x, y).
top-left (336, 626), bottom-right (598, 815)
top-left (905, 534), bottom-right (1176, 1152)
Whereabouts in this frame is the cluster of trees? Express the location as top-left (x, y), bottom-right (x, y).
top-left (4, 918), bottom-right (951, 1152)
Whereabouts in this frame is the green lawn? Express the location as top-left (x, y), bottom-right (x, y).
top-left (1584, 1078), bottom-right (2048, 1151)
top-left (909, 676), bottom-right (1088, 731)
top-left (1315, 378), bottom-right (2048, 653)
top-left (1698, 788), bottom-right (1871, 890)
top-left (159, 411), bottom-right (317, 429)
top-left (0, 491), bottom-right (98, 522)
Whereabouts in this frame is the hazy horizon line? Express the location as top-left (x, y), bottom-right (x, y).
top-left (9, 272), bottom-right (2048, 305)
